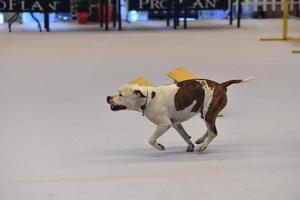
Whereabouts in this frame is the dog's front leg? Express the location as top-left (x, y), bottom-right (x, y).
top-left (148, 124), bottom-right (171, 151)
top-left (172, 123), bottom-right (194, 152)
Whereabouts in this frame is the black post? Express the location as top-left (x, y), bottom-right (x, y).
top-left (173, 0), bottom-right (178, 29)
top-left (44, 12), bottom-right (50, 32)
top-left (105, 0), bottom-right (109, 30)
top-left (177, 0), bottom-right (180, 28)
top-left (237, 0), bottom-right (241, 28)
top-left (44, 0), bottom-right (50, 32)
top-left (100, 0), bottom-right (104, 27)
top-left (112, 0), bottom-right (117, 27)
top-left (229, 0), bottom-right (233, 25)
top-left (118, 0), bottom-right (122, 30)
top-left (166, 0), bottom-right (170, 27)
top-left (183, 1), bottom-right (187, 29)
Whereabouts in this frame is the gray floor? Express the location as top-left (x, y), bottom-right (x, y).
top-left (0, 19), bottom-right (300, 200)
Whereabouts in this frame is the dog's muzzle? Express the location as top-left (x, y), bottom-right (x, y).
top-left (110, 105), bottom-right (127, 111)
top-left (107, 96), bottom-right (127, 111)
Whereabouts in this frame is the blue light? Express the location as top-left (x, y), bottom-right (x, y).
top-left (179, 18), bottom-right (196, 21)
top-left (128, 10), bottom-right (139, 23)
top-left (0, 13), bottom-right (3, 24)
top-left (22, 13), bottom-right (55, 24)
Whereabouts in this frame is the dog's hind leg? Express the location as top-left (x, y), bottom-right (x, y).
top-left (196, 94), bottom-right (227, 146)
top-left (172, 123), bottom-right (194, 152)
top-left (195, 130), bottom-right (208, 145)
top-left (196, 94), bottom-right (226, 152)
top-left (196, 121), bottom-right (217, 152)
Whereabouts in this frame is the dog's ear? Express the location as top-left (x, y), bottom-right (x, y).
top-left (133, 90), bottom-right (146, 98)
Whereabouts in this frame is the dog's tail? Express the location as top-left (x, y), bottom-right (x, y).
top-left (220, 76), bottom-right (255, 88)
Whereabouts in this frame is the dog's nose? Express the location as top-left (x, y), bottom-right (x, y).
top-left (107, 96), bottom-right (112, 103)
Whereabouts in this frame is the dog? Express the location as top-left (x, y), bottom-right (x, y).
top-left (107, 77), bottom-right (254, 152)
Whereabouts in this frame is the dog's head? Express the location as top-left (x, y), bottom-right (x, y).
top-left (107, 84), bottom-right (147, 112)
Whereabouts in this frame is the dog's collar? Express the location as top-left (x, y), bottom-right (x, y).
top-left (141, 89), bottom-right (149, 116)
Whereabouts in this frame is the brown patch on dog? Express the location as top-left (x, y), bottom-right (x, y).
top-left (220, 79), bottom-right (243, 88)
top-left (204, 85), bottom-right (228, 136)
top-left (151, 91), bottom-right (156, 99)
top-left (174, 80), bottom-right (206, 112)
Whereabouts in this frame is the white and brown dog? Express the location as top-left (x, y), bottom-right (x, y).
top-left (107, 77), bottom-right (254, 152)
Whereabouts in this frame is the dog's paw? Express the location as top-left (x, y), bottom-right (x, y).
top-left (195, 139), bottom-right (204, 145)
top-left (155, 143), bottom-right (165, 151)
top-left (196, 144), bottom-right (207, 152)
top-left (186, 147), bottom-right (194, 152)
top-left (186, 144), bottom-right (194, 152)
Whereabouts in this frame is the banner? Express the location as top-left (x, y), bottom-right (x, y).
top-left (0, 0), bottom-right (71, 13)
top-left (128, 0), bottom-right (228, 11)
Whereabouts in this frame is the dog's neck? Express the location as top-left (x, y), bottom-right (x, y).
top-left (141, 89), bottom-right (148, 116)
top-left (138, 86), bottom-right (156, 115)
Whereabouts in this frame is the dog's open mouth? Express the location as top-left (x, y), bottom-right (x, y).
top-left (110, 105), bottom-right (127, 111)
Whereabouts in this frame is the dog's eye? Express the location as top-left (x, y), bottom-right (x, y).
top-left (119, 93), bottom-right (123, 97)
